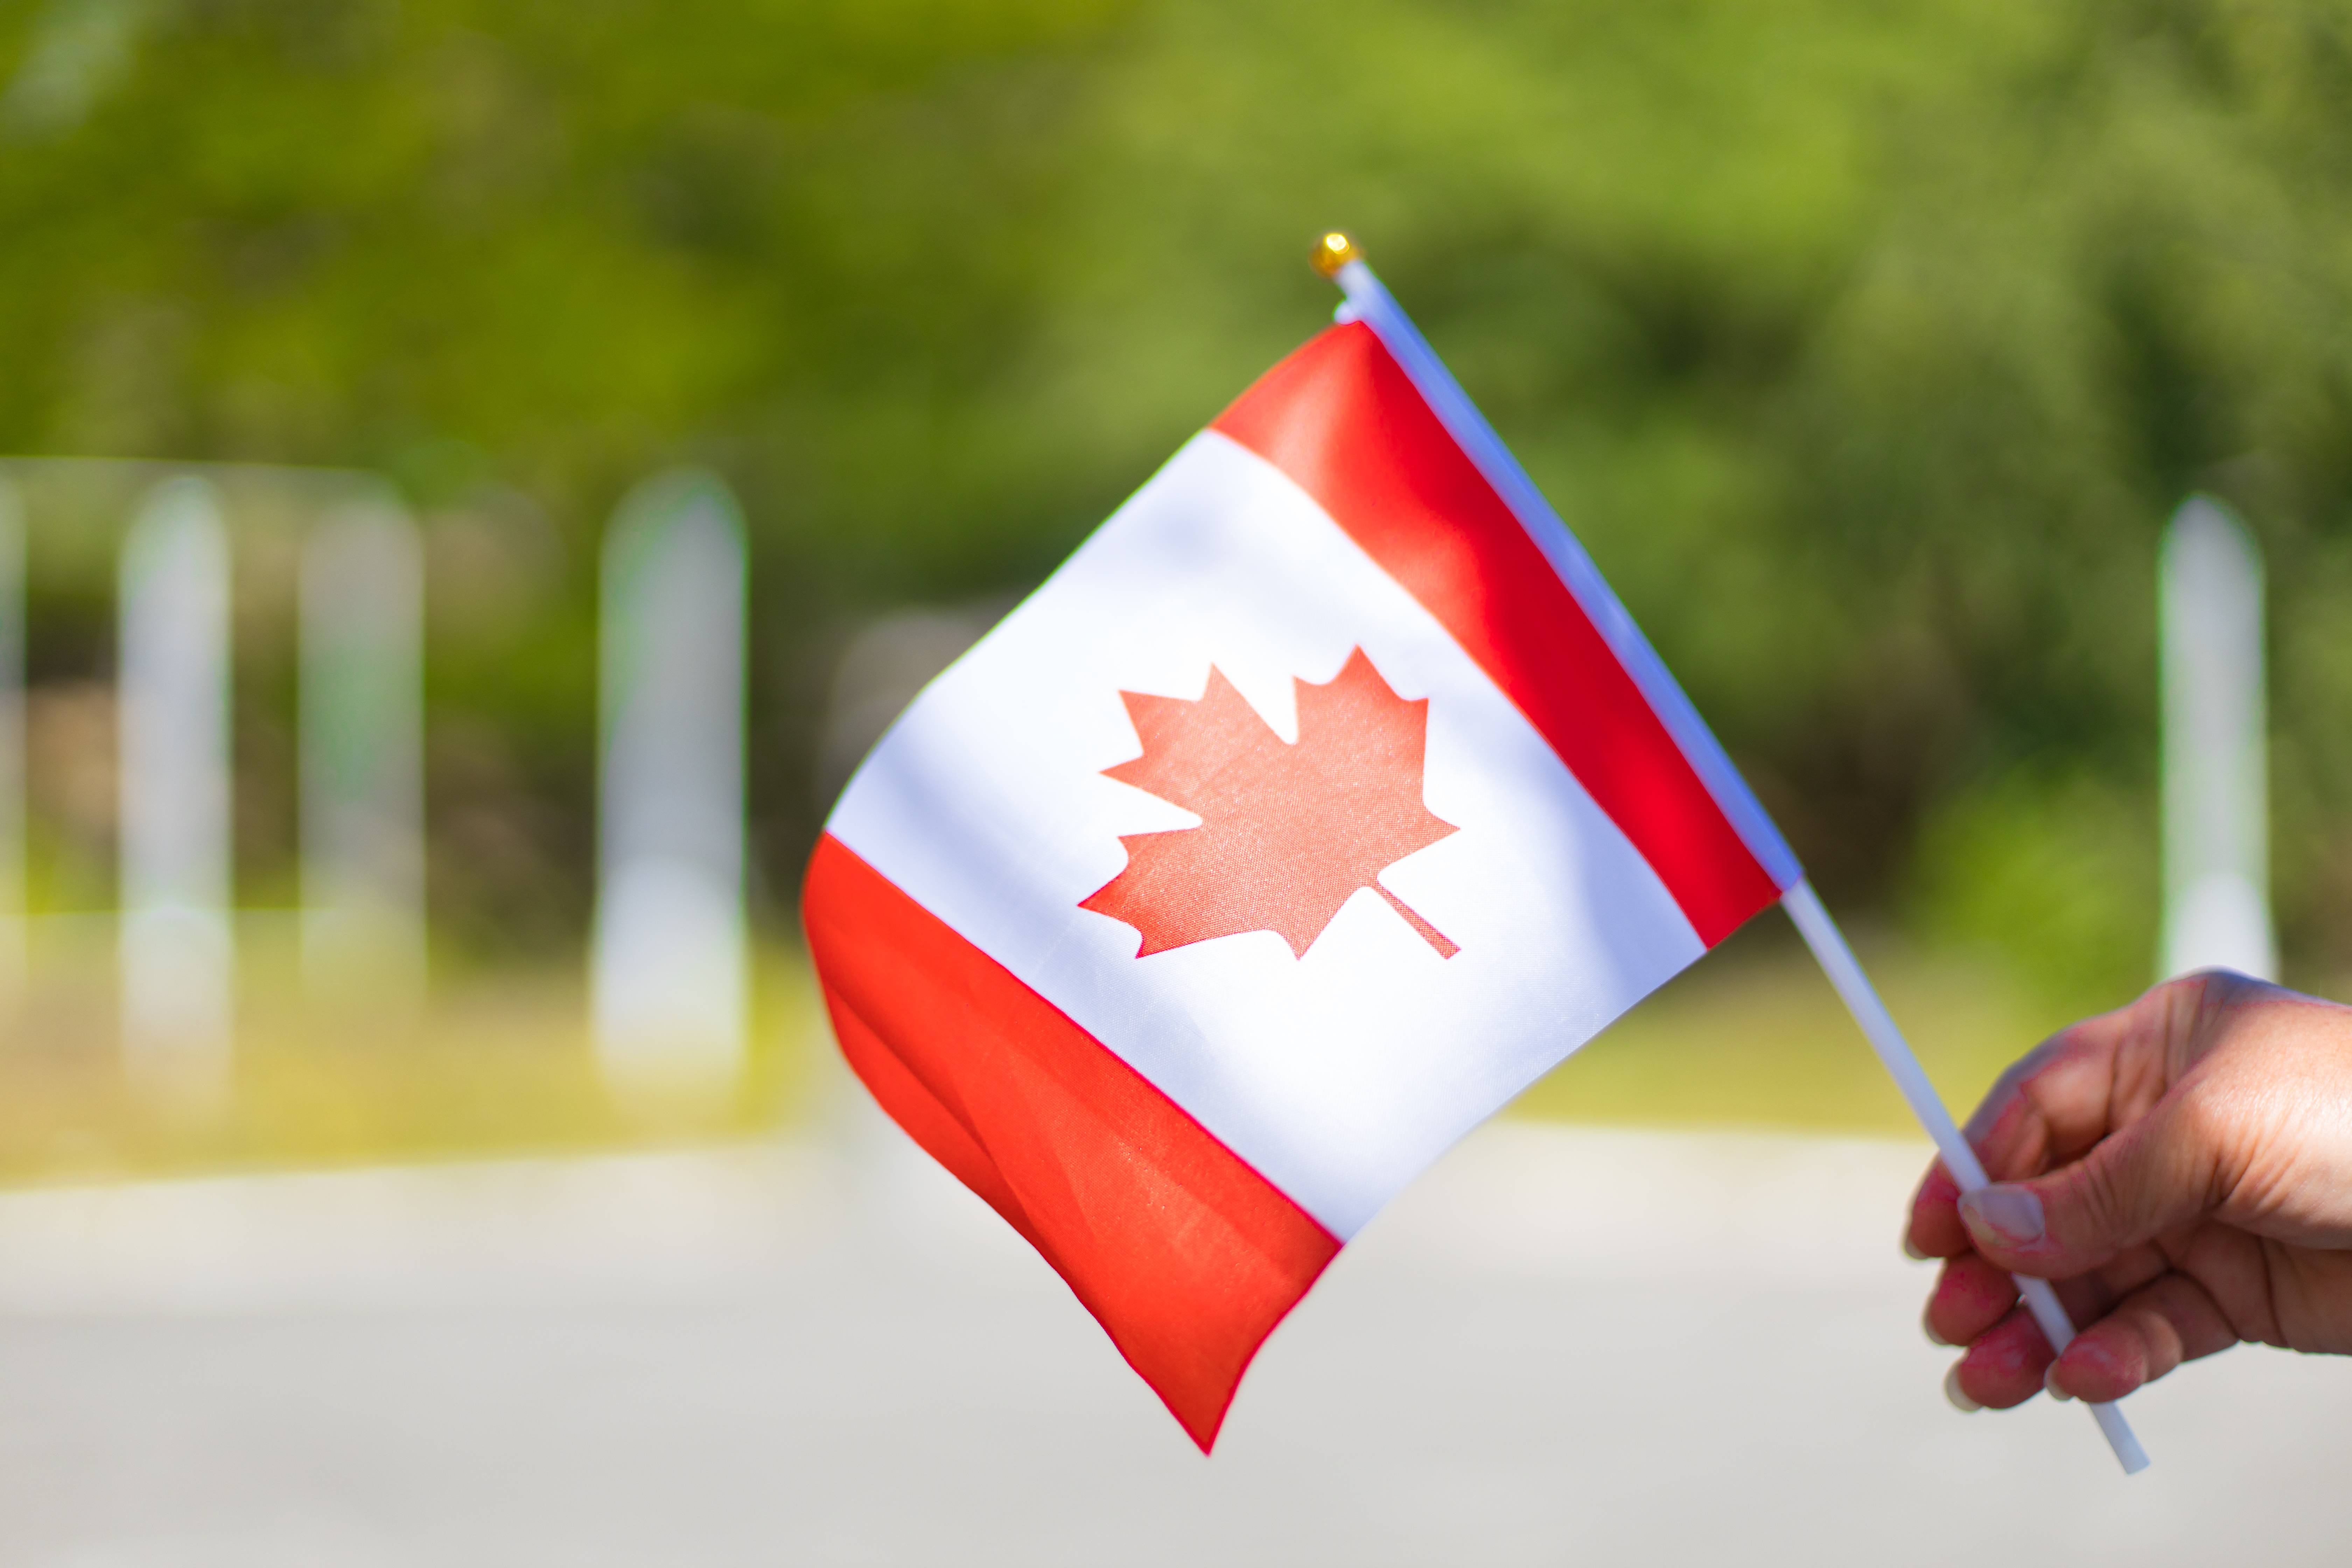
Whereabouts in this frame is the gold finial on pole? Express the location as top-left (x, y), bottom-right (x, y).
top-left (1310, 231), bottom-right (1359, 278)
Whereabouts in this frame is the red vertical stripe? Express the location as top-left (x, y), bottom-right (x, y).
top-left (802, 833), bottom-right (1340, 1452)
top-left (1211, 322), bottom-right (1778, 946)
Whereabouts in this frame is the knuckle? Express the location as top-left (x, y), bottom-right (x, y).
top-left (2167, 1087), bottom-right (2249, 1199)
top-left (2054, 1145), bottom-right (2167, 1256)
top-left (2057, 1156), bottom-right (2129, 1242)
top-left (2169, 1085), bottom-right (2236, 1153)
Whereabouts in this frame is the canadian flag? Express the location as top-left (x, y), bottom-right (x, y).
top-left (804, 283), bottom-right (1803, 1451)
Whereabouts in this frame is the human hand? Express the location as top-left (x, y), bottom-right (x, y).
top-left (1906, 970), bottom-right (2352, 1409)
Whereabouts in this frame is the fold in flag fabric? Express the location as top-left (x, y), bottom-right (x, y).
top-left (804, 310), bottom-right (1802, 1452)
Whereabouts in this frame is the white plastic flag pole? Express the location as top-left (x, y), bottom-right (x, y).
top-left (1315, 232), bottom-right (2148, 1474)
top-left (1784, 882), bottom-right (2149, 1473)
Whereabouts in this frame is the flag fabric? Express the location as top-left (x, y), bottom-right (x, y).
top-left (803, 308), bottom-right (1801, 1451)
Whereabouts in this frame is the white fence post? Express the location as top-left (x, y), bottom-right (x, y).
top-left (118, 476), bottom-right (235, 1108)
top-left (2160, 496), bottom-right (2275, 981)
top-left (592, 470), bottom-right (748, 1106)
top-left (300, 491), bottom-right (425, 1006)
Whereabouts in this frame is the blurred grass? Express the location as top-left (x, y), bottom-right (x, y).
top-left (0, 903), bottom-right (2091, 1188)
top-left (0, 918), bottom-right (821, 1186)
top-left (1512, 915), bottom-right (2070, 1138)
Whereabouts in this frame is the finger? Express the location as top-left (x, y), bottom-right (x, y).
top-left (2046, 1270), bottom-right (2240, 1404)
top-left (1967, 981), bottom-right (2196, 1180)
top-left (1947, 1305), bottom-right (2055, 1411)
top-left (1910, 977), bottom-right (2208, 1277)
top-left (1906, 1161), bottom-right (1969, 1259)
top-left (1920, 1240), bottom-right (2149, 1352)
top-left (1924, 1252), bottom-right (2017, 1347)
top-left (1911, 1019), bottom-right (2117, 1259)
top-left (1956, 1079), bottom-right (2228, 1279)
top-left (1959, 1037), bottom-right (2072, 1176)
top-left (2174, 1220), bottom-right (2307, 1348)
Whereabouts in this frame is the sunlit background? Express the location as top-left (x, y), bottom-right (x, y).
top-left (0, 2), bottom-right (2348, 1560)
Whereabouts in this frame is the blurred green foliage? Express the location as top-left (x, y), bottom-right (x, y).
top-left (8, 0), bottom-right (2352, 1005)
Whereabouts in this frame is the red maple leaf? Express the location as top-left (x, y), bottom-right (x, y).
top-left (1081, 648), bottom-right (1461, 959)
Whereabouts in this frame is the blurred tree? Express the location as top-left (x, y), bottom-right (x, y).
top-left (7, 0), bottom-right (2352, 1003)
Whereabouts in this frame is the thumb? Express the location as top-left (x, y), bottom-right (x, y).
top-left (1955, 1099), bottom-right (2222, 1277)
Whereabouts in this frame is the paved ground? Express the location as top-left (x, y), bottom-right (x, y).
top-left (0, 1115), bottom-right (2342, 1567)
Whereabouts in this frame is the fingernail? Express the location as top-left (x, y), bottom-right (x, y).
top-left (2044, 1362), bottom-right (2074, 1403)
top-left (1943, 1364), bottom-right (1981, 1414)
top-left (1902, 1235), bottom-right (1929, 1261)
top-left (1920, 1303), bottom-right (1951, 1347)
top-left (1958, 1185), bottom-right (2045, 1249)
